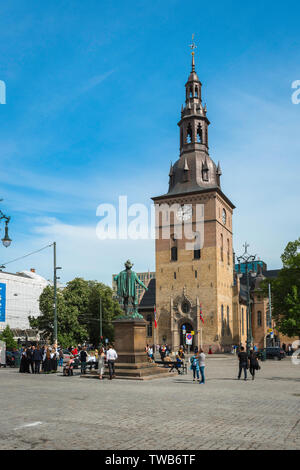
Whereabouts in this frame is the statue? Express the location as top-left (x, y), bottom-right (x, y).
top-left (114, 260), bottom-right (148, 319)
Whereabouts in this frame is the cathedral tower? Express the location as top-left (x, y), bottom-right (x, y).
top-left (152, 45), bottom-right (236, 352)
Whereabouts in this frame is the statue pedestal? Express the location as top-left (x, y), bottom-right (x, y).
top-left (110, 318), bottom-right (170, 380)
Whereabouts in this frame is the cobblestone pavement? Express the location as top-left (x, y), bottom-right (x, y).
top-left (0, 355), bottom-right (299, 450)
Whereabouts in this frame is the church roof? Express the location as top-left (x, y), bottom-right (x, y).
top-left (139, 278), bottom-right (155, 310)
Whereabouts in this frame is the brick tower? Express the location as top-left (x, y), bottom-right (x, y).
top-left (152, 47), bottom-right (235, 352)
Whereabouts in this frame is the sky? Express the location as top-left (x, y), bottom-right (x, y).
top-left (0, 0), bottom-right (299, 285)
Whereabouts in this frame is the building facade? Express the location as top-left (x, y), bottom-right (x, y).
top-left (0, 268), bottom-right (49, 335)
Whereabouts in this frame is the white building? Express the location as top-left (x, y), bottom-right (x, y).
top-left (0, 268), bottom-right (50, 333)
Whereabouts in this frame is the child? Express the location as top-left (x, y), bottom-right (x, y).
top-left (63, 356), bottom-right (74, 376)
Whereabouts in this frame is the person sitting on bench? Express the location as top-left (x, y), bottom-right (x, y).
top-left (169, 354), bottom-right (182, 374)
top-left (63, 356), bottom-right (74, 376)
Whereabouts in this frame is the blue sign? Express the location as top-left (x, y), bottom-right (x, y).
top-left (0, 283), bottom-right (6, 322)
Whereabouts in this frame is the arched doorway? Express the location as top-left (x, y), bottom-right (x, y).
top-left (180, 322), bottom-right (194, 351)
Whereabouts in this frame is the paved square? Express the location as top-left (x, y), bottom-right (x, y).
top-left (0, 355), bottom-right (299, 450)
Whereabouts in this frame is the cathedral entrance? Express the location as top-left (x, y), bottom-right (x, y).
top-left (180, 322), bottom-right (194, 351)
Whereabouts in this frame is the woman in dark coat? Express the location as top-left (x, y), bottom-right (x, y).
top-left (249, 349), bottom-right (259, 380)
top-left (43, 348), bottom-right (52, 373)
top-left (19, 349), bottom-right (30, 373)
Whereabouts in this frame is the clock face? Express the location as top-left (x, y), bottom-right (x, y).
top-left (177, 205), bottom-right (192, 221)
top-left (222, 209), bottom-right (226, 225)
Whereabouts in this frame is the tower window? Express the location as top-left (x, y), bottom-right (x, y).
top-left (220, 234), bottom-right (224, 262)
top-left (146, 314), bottom-right (153, 337)
top-left (197, 124), bottom-right (203, 143)
top-left (195, 270), bottom-right (197, 278)
top-left (171, 235), bottom-right (178, 262)
top-left (174, 272), bottom-right (176, 279)
top-left (195, 86), bottom-right (198, 97)
top-left (194, 232), bottom-right (201, 259)
top-left (227, 239), bottom-right (230, 265)
top-left (257, 311), bottom-right (262, 327)
top-left (189, 87), bottom-right (193, 98)
top-left (186, 123), bottom-right (193, 143)
top-left (227, 306), bottom-right (230, 334)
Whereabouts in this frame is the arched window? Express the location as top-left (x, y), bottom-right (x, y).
top-left (220, 234), bottom-right (224, 261)
top-left (257, 311), bottom-right (262, 327)
top-left (197, 124), bottom-right (202, 143)
top-left (189, 87), bottom-right (193, 98)
top-left (186, 123), bottom-right (193, 143)
top-left (195, 86), bottom-right (198, 97)
top-left (171, 235), bottom-right (178, 262)
top-left (241, 308), bottom-right (244, 335)
top-left (227, 239), bottom-right (230, 265)
top-left (146, 314), bottom-right (153, 337)
top-left (227, 306), bottom-right (230, 334)
top-left (194, 232), bottom-right (201, 260)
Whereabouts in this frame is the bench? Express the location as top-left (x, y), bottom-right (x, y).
top-left (155, 360), bottom-right (187, 375)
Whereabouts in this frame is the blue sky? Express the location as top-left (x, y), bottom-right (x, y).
top-left (0, 0), bottom-right (299, 285)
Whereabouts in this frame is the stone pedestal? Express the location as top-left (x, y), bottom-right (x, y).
top-left (110, 318), bottom-right (170, 380)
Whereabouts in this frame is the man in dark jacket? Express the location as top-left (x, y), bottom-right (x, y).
top-left (33, 346), bottom-right (43, 374)
top-left (237, 346), bottom-right (248, 381)
top-left (80, 347), bottom-right (88, 374)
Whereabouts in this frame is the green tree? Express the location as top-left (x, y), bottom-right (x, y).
top-left (0, 325), bottom-right (17, 350)
top-left (29, 277), bottom-right (122, 348)
top-left (261, 237), bottom-right (300, 338)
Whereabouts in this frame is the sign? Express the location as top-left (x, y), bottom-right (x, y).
top-left (105, 338), bottom-right (109, 344)
top-left (0, 283), bottom-right (6, 322)
top-left (267, 328), bottom-right (273, 333)
top-left (186, 333), bottom-right (193, 345)
top-left (191, 331), bottom-right (195, 335)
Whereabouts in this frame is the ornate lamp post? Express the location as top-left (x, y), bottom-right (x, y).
top-left (0, 211), bottom-right (12, 248)
top-left (237, 243), bottom-right (257, 354)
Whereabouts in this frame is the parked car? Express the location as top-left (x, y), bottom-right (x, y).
top-left (259, 347), bottom-right (286, 360)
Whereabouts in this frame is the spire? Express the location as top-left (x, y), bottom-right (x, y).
top-left (189, 34), bottom-right (197, 73)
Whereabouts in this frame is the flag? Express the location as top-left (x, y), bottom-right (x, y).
top-left (154, 305), bottom-right (158, 328)
top-left (200, 304), bottom-right (204, 324)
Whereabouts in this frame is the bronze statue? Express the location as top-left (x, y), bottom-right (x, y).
top-left (114, 260), bottom-right (148, 318)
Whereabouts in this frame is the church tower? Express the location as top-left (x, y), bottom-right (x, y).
top-left (152, 44), bottom-right (236, 352)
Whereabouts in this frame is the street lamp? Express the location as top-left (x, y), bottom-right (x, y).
top-left (237, 242), bottom-right (257, 355)
top-left (0, 214), bottom-right (12, 248)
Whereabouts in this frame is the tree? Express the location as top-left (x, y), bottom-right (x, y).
top-left (29, 277), bottom-right (122, 348)
top-left (261, 237), bottom-right (300, 338)
top-left (0, 325), bottom-right (17, 350)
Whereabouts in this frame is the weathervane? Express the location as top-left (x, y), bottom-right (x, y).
top-left (189, 34), bottom-right (197, 56)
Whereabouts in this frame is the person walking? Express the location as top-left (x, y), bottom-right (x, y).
top-left (43, 348), bottom-right (52, 374)
top-left (249, 349), bottom-right (259, 380)
top-left (237, 346), bottom-right (248, 381)
top-left (106, 344), bottom-right (118, 380)
top-left (98, 347), bottom-right (105, 380)
top-left (33, 345), bottom-right (43, 374)
top-left (190, 351), bottom-right (200, 382)
top-left (199, 348), bottom-right (206, 384)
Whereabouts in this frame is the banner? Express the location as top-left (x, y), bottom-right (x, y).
top-left (0, 283), bottom-right (6, 322)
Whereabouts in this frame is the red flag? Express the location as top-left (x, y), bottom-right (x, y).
top-left (154, 305), bottom-right (158, 328)
top-left (200, 304), bottom-right (204, 324)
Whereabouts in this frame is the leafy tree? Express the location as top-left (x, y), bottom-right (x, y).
top-left (261, 237), bottom-right (300, 338)
top-left (29, 278), bottom-right (122, 348)
top-left (0, 325), bottom-right (17, 350)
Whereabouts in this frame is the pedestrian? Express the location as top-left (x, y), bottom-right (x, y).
top-left (58, 348), bottom-right (64, 367)
top-left (19, 349), bottom-right (30, 373)
top-left (43, 348), bottom-right (52, 373)
top-left (237, 346), bottom-right (248, 381)
top-left (106, 344), bottom-right (118, 380)
top-left (249, 349), bottom-right (260, 380)
top-left (169, 354), bottom-right (182, 374)
top-left (190, 351), bottom-right (200, 382)
top-left (50, 348), bottom-right (58, 372)
top-left (27, 346), bottom-right (34, 374)
top-left (80, 346), bottom-right (88, 374)
top-left (199, 348), bottom-right (206, 384)
top-left (98, 347), bottom-right (105, 380)
top-left (33, 345), bottom-right (43, 374)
